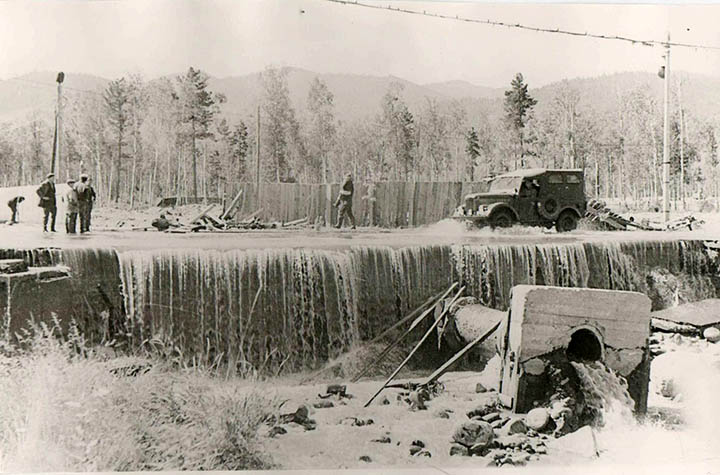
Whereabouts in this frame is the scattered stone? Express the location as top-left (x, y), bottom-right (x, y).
top-left (500, 417), bottom-right (527, 435)
top-left (490, 419), bottom-right (506, 430)
top-left (342, 417), bottom-right (374, 427)
top-left (327, 384), bottom-right (347, 396)
top-left (267, 426), bottom-right (287, 438)
top-left (415, 450), bottom-right (432, 458)
top-left (449, 444), bottom-right (469, 456)
top-left (371, 435), bottom-right (392, 444)
top-left (494, 434), bottom-right (528, 449)
top-left (481, 412), bottom-right (501, 423)
top-left (523, 358), bottom-right (546, 376)
top-left (434, 408), bottom-right (452, 419)
top-left (411, 439), bottom-right (425, 448)
top-left (313, 400), bottom-right (334, 409)
top-left (409, 445), bottom-right (423, 456)
top-left (452, 420), bottom-right (494, 449)
top-left (409, 389), bottom-right (428, 410)
top-left (660, 379), bottom-right (678, 399)
top-left (703, 327), bottom-right (720, 343)
top-left (475, 382), bottom-right (488, 393)
top-left (466, 399), bottom-right (499, 419)
top-left (359, 455), bottom-right (372, 463)
top-left (280, 404), bottom-right (317, 430)
top-left (377, 396), bottom-right (391, 406)
top-left (526, 408), bottom-right (550, 431)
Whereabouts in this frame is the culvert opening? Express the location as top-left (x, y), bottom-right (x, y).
top-left (566, 328), bottom-right (602, 362)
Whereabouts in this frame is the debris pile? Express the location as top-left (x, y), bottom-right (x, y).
top-left (585, 199), bottom-right (703, 231)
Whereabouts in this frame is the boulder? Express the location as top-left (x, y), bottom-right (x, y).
top-left (499, 417), bottom-right (527, 435)
top-left (359, 455), bottom-right (372, 463)
top-left (452, 420), bottom-right (494, 449)
top-left (449, 444), bottom-right (469, 456)
top-left (481, 412), bottom-right (501, 423)
top-left (409, 445), bottom-right (423, 456)
top-left (703, 327), bottom-right (720, 343)
top-left (526, 408), bottom-right (550, 431)
top-left (475, 382), bottom-right (488, 393)
top-left (371, 435), bottom-right (392, 444)
top-left (494, 434), bottom-right (528, 449)
top-left (466, 399), bottom-right (499, 419)
top-left (434, 408), bottom-right (452, 419)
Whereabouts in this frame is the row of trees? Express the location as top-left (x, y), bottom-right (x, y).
top-left (0, 67), bottom-right (718, 209)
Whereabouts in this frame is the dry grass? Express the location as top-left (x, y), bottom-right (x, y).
top-left (0, 321), bottom-right (278, 471)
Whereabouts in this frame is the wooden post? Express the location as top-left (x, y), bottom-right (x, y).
top-left (662, 33), bottom-right (671, 222)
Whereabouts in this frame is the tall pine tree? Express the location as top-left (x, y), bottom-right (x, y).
top-left (503, 73), bottom-right (537, 169)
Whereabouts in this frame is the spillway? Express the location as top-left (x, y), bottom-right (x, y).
top-left (0, 238), bottom-right (717, 374)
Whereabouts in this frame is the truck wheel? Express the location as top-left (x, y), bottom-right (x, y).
top-left (555, 211), bottom-right (578, 233)
top-left (491, 209), bottom-right (514, 228)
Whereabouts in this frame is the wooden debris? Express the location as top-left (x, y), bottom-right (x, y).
top-left (220, 190), bottom-right (244, 221)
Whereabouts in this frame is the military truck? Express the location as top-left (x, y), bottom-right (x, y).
top-left (452, 168), bottom-right (587, 232)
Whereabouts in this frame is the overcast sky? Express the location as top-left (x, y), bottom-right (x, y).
top-left (2, 0), bottom-right (720, 87)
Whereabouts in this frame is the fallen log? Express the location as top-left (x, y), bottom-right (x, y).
top-left (283, 216), bottom-right (309, 227)
top-left (240, 208), bottom-right (263, 223)
top-left (189, 204), bottom-right (216, 224)
top-left (220, 190), bottom-right (244, 221)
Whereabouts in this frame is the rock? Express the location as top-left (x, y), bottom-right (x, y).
top-left (411, 439), bottom-right (425, 448)
top-left (500, 417), bottom-right (527, 435)
top-left (409, 445), bottom-right (423, 456)
top-left (660, 379), bottom-right (677, 398)
top-left (326, 384), bottom-right (347, 396)
top-left (452, 420), bottom-right (495, 449)
top-left (490, 419), bottom-right (506, 429)
top-left (359, 455), bottom-right (372, 463)
top-left (313, 400), bottom-right (334, 409)
top-left (494, 434), bottom-right (528, 449)
top-left (267, 426), bottom-right (287, 438)
top-left (526, 408), bottom-right (550, 430)
top-left (469, 442), bottom-right (492, 456)
top-left (523, 358), bottom-right (546, 376)
top-left (377, 396), bottom-right (391, 406)
top-left (371, 435), bottom-right (392, 444)
top-left (704, 327), bottom-right (720, 343)
top-left (481, 412), bottom-right (501, 423)
top-left (415, 450), bottom-right (432, 457)
top-left (449, 444), bottom-right (469, 456)
top-left (434, 408), bottom-right (452, 419)
top-left (466, 399), bottom-right (499, 419)
top-left (409, 389), bottom-right (428, 410)
top-left (475, 382), bottom-right (488, 393)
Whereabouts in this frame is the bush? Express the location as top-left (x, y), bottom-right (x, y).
top-left (0, 322), bottom-right (278, 471)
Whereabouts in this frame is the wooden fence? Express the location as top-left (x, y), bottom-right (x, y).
top-left (223, 181), bottom-right (490, 227)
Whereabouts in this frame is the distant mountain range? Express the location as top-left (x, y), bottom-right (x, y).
top-left (2, 67), bottom-right (719, 126)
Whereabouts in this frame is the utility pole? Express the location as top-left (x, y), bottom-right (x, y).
top-left (255, 105), bottom-right (261, 201)
top-left (52, 72), bottom-right (64, 177)
top-left (662, 34), bottom-right (671, 223)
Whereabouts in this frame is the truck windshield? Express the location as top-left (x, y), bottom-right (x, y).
top-left (489, 177), bottom-right (522, 193)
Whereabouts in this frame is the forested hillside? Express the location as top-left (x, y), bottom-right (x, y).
top-left (0, 66), bottom-right (717, 207)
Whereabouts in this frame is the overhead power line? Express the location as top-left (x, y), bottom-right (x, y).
top-left (5, 77), bottom-right (101, 96)
top-left (322, 0), bottom-right (720, 51)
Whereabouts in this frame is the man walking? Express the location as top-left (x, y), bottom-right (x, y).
top-left (334, 172), bottom-right (356, 229)
top-left (7, 196), bottom-right (24, 224)
top-left (74, 174), bottom-right (92, 233)
top-left (64, 179), bottom-right (79, 234)
top-left (36, 173), bottom-right (57, 232)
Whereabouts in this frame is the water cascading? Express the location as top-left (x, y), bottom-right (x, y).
top-left (1, 238), bottom-right (716, 375)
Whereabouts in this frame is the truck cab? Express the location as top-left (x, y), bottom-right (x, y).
top-left (453, 168), bottom-right (587, 232)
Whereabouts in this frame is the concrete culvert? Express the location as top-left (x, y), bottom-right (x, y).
top-left (566, 328), bottom-right (603, 362)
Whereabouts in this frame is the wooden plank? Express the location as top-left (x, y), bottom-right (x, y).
top-left (220, 189), bottom-right (243, 221)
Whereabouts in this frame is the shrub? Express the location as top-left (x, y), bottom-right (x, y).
top-left (0, 322), bottom-right (277, 471)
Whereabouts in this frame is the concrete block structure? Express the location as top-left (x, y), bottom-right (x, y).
top-left (498, 285), bottom-right (651, 414)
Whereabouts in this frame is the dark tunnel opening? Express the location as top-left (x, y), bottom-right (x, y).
top-left (566, 328), bottom-right (602, 362)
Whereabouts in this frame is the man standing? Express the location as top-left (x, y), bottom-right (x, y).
top-left (7, 196), bottom-right (25, 224)
top-left (334, 172), bottom-right (356, 229)
top-left (64, 179), bottom-right (79, 234)
top-left (36, 173), bottom-right (57, 232)
top-left (74, 174), bottom-right (92, 233)
top-left (86, 177), bottom-right (97, 231)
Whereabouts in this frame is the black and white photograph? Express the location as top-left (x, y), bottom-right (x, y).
top-left (1, 0), bottom-right (720, 472)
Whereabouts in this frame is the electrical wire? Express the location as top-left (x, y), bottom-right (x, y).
top-left (321, 0), bottom-right (720, 51)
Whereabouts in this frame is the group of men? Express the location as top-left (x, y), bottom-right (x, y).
top-left (35, 172), bottom-right (96, 233)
